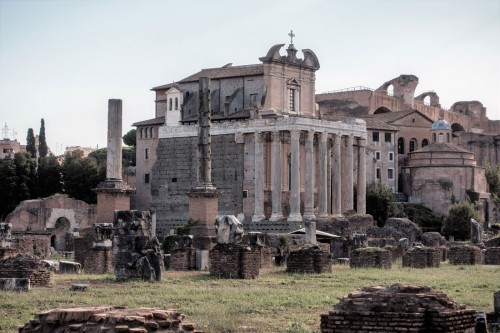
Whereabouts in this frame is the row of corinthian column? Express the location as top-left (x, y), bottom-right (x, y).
top-left (252, 130), bottom-right (366, 222)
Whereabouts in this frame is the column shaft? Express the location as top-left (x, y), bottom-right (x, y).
top-left (252, 132), bottom-right (265, 221)
top-left (332, 134), bottom-right (342, 216)
top-left (303, 130), bottom-right (315, 219)
top-left (318, 132), bottom-right (328, 217)
top-left (341, 135), bottom-right (354, 212)
top-left (357, 138), bottom-right (367, 214)
top-left (288, 130), bottom-right (302, 222)
top-left (270, 131), bottom-right (283, 221)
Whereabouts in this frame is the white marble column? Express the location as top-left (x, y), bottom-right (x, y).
top-left (288, 130), bottom-right (302, 222)
top-left (318, 132), bottom-right (328, 217)
top-left (269, 131), bottom-right (283, 221)
top-left (357, 137), bottom-right (367, 214)
top-left (332, 134), bottom-right (342, 216)
top-left (107, 99), bottom-right (123, 181)
top-left (342, 135), bottom-right (354, 212)
top-left (252, 131), bottom-right (265, 222)
top-left (303, 130), bottom-right (315, 219)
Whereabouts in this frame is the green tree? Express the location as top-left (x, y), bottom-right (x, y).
top-left (62, 150), bottom-right (103, 203)
top-left (26, 128), bottom-right (37, 158)
top-left (442, 200), bottom-right (482, 240)
top-left (38, 118), bottom-right (48, 159)
top-left (0, 158), bottom-right (18, 219)
top-left (13, 152), bottom-right (38, 202)
top-left (366, 183), bottom-right (395, 227)
top-left (38, 156), bottom-right (63, 198)
top-left (122, 129), bottom-right (136, 147)
top-left (403, 203), bottom-right (443, 233)
top-left (485, 162), bottom-right (500, 202)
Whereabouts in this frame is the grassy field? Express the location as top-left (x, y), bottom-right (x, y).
top-left (1, 262), bottom-right (499, 333)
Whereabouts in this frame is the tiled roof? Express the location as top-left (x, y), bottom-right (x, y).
top-left (365, 109), bottom-right (434, 124)
top-left (181, 110), bottom-right (251, 123)
top-left (321, 114), bottom-right (398, 131)
top-left (151, 83), bottom-right (178, 91)
top-left (179, 64), bottom-right (263, 83)
top-left (413, 143), bottom-right (472, 153)
top-left (132, 117), bottom-right (165, 126)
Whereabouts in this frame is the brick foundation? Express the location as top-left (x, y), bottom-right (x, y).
top-left (74, 236), bottom-right (95, 270)
top-left (18, 306), bottom-right (202, 333)
top-left (170, 248), bottom-right (197, 271)
top-left (11, 233), bottom-right (51, 259)
top-left (0, 254), bottom-right (51, 287)
top-left (286, 247), bottom-right (332, 274)
top-left (448, 245), bottom-right (481, 265)
top-left (209, 244), bottom-right (260, 279)
top-left (485, 247), bottom-right (500, 265)
top-left (402, 247), bottom-right (441, 268)
top-left (83, 245), bottom-right (113, 274)
top-left (350, 248), bottom-right (392, 269)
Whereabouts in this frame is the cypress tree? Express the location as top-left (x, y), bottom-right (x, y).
top-left (38, 118), bottom-right (48, 159)
top-left (26, 128), bottom-right (37, 158)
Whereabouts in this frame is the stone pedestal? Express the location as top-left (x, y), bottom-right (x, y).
top-left (83, 243), bottom-right (113, 274)
top-left (188, 188), bottom-right (219, 238)
top-left (95, 181), bottom-right (134, 225)
top-left (209, 244), bottom-right (260, 279)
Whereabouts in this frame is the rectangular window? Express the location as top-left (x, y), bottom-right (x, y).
top-left (389, 152), bottom-right (394, 161)
top-left (385, 132), bottom-right (392, 142)
top-left (289, 89), bottom-right (295, 112)
top-left (388, 168), bottom-right (394, 180)
top-left (375, 151), bottom-right (381, 160)
top-left (250, 94), bottom-right (258, 108)
top-left (376, 168), bottom-right (380, 180)
top-left (144, 173), bottom-right (150, 184)
top-left (372, 132), bottom-right (379, 142)
top-left (145, 148), bottom-right (149, 160)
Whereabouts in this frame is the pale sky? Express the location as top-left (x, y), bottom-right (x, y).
top-left (1, 0), bottom-right (499, 154)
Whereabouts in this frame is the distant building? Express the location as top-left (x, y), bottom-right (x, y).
top-left (0, 138), bottom-right (24, 159)
top-left (65, 146), bottom-right (97, 157)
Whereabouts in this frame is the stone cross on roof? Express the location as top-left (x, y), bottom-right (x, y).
top-left (288, 30), bottom-right (295, 44)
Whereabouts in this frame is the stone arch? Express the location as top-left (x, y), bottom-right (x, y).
top-left (422, 139), bottom-right (429, 147)
top-left (451, 123), bottom-right (465, 133)
top-left (374, 106), bottom-right (392, 114)
top-left (415, 91), bottom-right (440, 107)
top-left (52, 217), bottom-right (71, 251)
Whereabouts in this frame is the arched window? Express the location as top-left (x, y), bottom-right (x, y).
top-left (175, 98), bottom-right (178, 110)
top-left (398, 137), bottom-right (405, 154)
top-left (140, 128), bottom-right (145, 139)
top-left (409, 138), bottom-right (417, 152)
top-left (169, 98), bottom-right (172, 111)
top-left (433, 133), bottom-right (436, 143)
top-left (422, 139), bottom-right (429, 147)
top-left (446, 133), bottom-right (450, 143)
top-left (439, 133), bottom-right (444, 143)
top-left (149, 127), bottom-right (153, 138)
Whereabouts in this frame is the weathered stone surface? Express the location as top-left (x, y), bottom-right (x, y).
top-left (0, 277), bottom-right (29, 291)
top-left (18, 306), bottom-right (202, 332)
top-left (448, 245), bottom-right (481, 265)
top-left (422, 231), bottom-right (447, 247)
top-left (350, 247), bottom-right (392, 269)
top-left (485, 236), bottom-right (500, 248)
top-left (402, 247), bottom-right (441, 268)
top-left (215, 215), bottom-right (243, 244)
top-left (209, 244), bottom-right (260, 279)
top-left (368, 218), bottom-right (423, 245)
top-left (286, 246), bottom-right (332, 274)
top-left (485, 247), bottom-right (500, 265)
top-left (471, 218), bottom-right (482, 243)
top-left (320, 284), bottom-right (476, 333)
top-left (58, 260), bottom-right (81, 274)
top-left (0, 254), bottom-right (51, 287)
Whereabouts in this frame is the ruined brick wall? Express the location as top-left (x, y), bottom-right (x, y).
top-left (485, 247), bottom-right (500, 265)
top-left (440, 246), bottom-right (448, 261)
top-left (350, 248), bottom-right (392, 269)
top-left (152, 134), bottom-right (244, 237)
top-left (286, 248), bottom-right (332, 274)
top-left (11, 233), bottom-right (51, 259)
top-left (74, 236), bottom-right (95, 269)
top-left (0, 254), bottom-right (51, 287)
top-left (402, 247), bottom-right (441, 268)
top-left (19, 306), bottom-right (202, 333)
top-left (209, 244), bottom-right (260, 279)
top-left (383, 245), bottom-right (404, 261)
top-left (320, 284), bottom-right (476, 333)
top-left (448, 245), bottom-right (481, 265)
top-left (0, 247), bottom-right (18, 260)
top-left (170, 248), bottom-right (197, 271)
top-left (83, 246), bottom-right (113, 274)
top-left (259, 246), bottom-right (274, 268)
top-left (316, 215), bottom-right (375, 237)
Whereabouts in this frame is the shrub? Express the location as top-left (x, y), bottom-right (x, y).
top-left (403, 203), bottom-right (443, 232)
top-left (162, 235), bottom-right (179, 254)
top-left (366, 183), bottom-right (395, 227)
top-left (442, 201), bottom-right (483, 240)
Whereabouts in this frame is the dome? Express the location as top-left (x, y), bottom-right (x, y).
top-left (431, 118), bottom-right (451, 131)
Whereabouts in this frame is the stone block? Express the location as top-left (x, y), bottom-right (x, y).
top-left (448, 245), bottom-right (481, 265)
top-left (350, 248), bottom-right (392, 269)
top-left (402, 247), bottom-right (441, 268)
top-left (196, 250), bottom-right (209, 270)
top-left (0, 278), bottom-right (29, 291)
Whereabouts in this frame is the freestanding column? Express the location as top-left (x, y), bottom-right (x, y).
top-left (252, 131), bottom-right (265, 222)
top-left (270, 131), bottom-right (283, 221)
top-left (342, 135), bottom-right (354, 212)
top-left (197, 77), bottom-right (214, 189)
top-left (303, 130), bottom-right (315, 219)
top-left (318, 132), bottom-right (328, 217)
top-left (107, 99), bottom-right (123, 181)
top-left (332, 134), bottom-right (342, 216)
top-left (288, 130), bottom-right (302, 222)
top-left (357, 138), bottom-right (367, 214)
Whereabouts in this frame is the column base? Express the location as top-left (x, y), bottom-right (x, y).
top-left (287, 213), bottom-right (303, 222)
top-left (317, 213), bottom-right (329, 218)
top-left (302, 213), bottom-right (316, 220)
top-left (252, 214), bottom-right (265, 222)
top-left (269, 214), bottom-right (283, 222)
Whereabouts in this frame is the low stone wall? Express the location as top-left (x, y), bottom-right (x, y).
top-left (11, 233), bottom-right (51, 259)
top-left (448, 245), bottom-right (482, 265)
top-left (350, 248), bottom-right (392, 269)
top-left (485, 247), bottom-right (500, 265)
top-left (402, 247), bottom-right (441, 268)
top-left (0, 278), bottom-right (30, 291)
top-left (286, 247), bottom-right (332, 274)
top-left (209, 244), bottom-right (260, 279)
top-left (170, 248), bottom-right (197, 271)
top-left (83, 246), bottom-right (113, 274)
top-left (383, 245), bottom-right (404, 261)
top-left (18, 306), bottom-right (202, 333)
top-left (440, 246), bottom-right (448, 261)
top-left (320, 284), bottom-right (476, 333)
top-left (0, 254), bottom-right (51, 287)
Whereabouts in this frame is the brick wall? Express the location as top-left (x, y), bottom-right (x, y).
top-left (74, 236), bottom-right (95, 270)
top-left (350, 248), bottom-right (392, 269)
top-left (209, 244), bottom-right (260, 279)
top-left (170, 248), bottom-right (197, 271)
top-left (0, 247), bottom-right (19, 260)
top-left (11, 233), bottom-right (51, 259)
top-left (448, 245), bottom-right (481, 265)
top-left (402, 247), bottom-right (441, 268)
top-left (286, 247), bottom-right (332, 274)
top-left (485, 247), bottom-right (500, 265)
top-left (83, 246), bottom-right (113, 274)
top-left (0, 254), bottom-right (51, 287)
